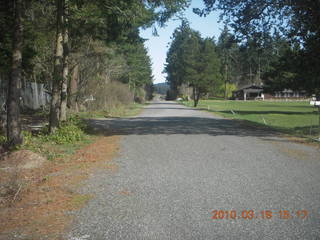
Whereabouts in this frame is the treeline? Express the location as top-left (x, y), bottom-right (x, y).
top-left (166, 0), bottom-right (320, 106)
top-left (197, 0), bottom-right (320, 97)
top-left (165, 23), bottom-right (292, 105)
top-left (0, 0), bottom-right (188, 147)
top-left (154, 82), bottom-right (169, 95)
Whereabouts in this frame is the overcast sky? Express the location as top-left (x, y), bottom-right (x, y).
top-left (140, 1), bottom-right (223, 84)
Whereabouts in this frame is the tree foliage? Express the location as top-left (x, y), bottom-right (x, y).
top-left (165, 22), bottom-right (221, 106)
top-left (0, 0), bottom-right (190, 145)
top-left (195, 0), bottom-right (320, 95)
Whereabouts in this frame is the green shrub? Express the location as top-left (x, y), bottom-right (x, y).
top-left (46, 124), bottom-right (84, 144)
top-left (181, 95), bottom-right (189, 101)
top-left (43, 117), bottom-right (85, 144)
top-left (38, 116), bottom-right (86, 144)
top-left (22, 130), bottom-right (33, 146)
top-left (0, 134), bottom-right (6, 145)
top-left (67, 115), bottom-right (87, 130)
top-left (134, 88), bottom-right (146, 104)
top-left (1, 116), bottom-right (87, 148)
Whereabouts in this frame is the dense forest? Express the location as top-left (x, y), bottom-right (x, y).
top-left (0, 0), bottom-right (189, 147)
top-left (166, 0), bottom-right (320, 105)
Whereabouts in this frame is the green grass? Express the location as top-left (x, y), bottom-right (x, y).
top-left (23, 134), bottom-right (96, 161)
top-left (76, 103), bottom-right (146, 119)
top-left (182, 100), bottom-right (320, 139)
top-left (20, 117), bottom-right (96, 161)
top-left (1, 102), bottom-right (146, 159)
top-left (18, 103), bottom-right (146, 160)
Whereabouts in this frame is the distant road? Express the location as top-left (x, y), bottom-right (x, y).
top-left (68, 101), bottom-right (320, 240)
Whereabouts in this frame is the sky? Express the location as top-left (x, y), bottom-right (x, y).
top-left (140, 1), bottom-right (224, 84)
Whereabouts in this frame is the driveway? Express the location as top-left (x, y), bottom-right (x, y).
top-left (67, 101), bottom-right (320, 240)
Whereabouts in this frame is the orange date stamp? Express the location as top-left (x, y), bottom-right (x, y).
top-left (210, 209), bottom-right (309, 220)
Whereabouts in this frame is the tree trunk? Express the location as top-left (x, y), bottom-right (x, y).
top-left (193, 87), bottom-right (196, 107)
top-left (60, 1), bottom-right (69, 121)
top-left (6, 0), bottom-right (23, 146)
top-left (193, 87), bottom-right (200, 107)
top-left (224, 63), bottom-right (228, 100)
top-left (196, 91), bottom-right (201, 107)
top-left (249, 64), bottom-right (253, 84)
top-left (67, 63), bottom-right (79, 111)
top-left (49, 0), bottom-right (64, 133)
top-left (258, 55), bottom-right (261, 82)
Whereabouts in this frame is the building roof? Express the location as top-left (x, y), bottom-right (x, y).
top-left (238, 84), bottom-right (263, 90)
top-left (233, 84), bottom-right (263, 94)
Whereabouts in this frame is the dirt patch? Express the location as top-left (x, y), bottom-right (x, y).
top-left (0, 136), bottom-right (120, 240)
top-left (269, 139), bottom-right (320, 161)
top-left (0, 150), bottom-right (46, 170)
top-left (281, 136), bottom-right (320, 149)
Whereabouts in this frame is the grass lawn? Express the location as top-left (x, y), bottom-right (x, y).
top-left (182, 100), bottom-right (320, 139)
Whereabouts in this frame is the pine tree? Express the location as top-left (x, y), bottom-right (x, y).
top-left (165, 23), bottom-right (222, 107)
top-left (6, 0), bottom-right (23, 146)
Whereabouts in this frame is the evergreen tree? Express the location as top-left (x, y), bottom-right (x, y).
top-left (165, 23), bottom-right (221, 106)
top-left (196, 0), bottom-right (320, 95)
top-left (119, 36), bottom-right (154, 102)
top-left (0, 0), bottom-right (190, 145)
top-left (6, 0), bottom-right (23, 146)
top-left (164, 21), bottom-right (191, 98)
top-left (216, 26), bottom-right (239, 98)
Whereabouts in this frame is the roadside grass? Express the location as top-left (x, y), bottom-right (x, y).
top-left (0, 103), bottom-right (147, 239)
top-left (22, 131), bottom-right (96, 161)
top-left (182, 100), bottom-right (320, 139)
top-left (0, 135), bottom-right (120, 239)
top-left (0, 102), bottom-right (146, 161)
top-left (0, 102), bottom-right (145, 238)
top-left (76, 103), bottom-right (146, 119)
top-left (19, 116), bottom-right (96, 161)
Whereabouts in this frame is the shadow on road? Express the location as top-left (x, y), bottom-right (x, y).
top-left (87, 117), bottom-right (278, 138)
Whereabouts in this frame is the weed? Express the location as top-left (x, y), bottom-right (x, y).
top-left (0, 134), bottom-right (6, 145)
top-left (69, 194), bottom-right (93, 209)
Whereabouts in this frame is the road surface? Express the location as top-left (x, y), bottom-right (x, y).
top-left (67, 101), bottom-right (320, 240)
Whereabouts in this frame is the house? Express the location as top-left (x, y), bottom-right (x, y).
top-left (232, 84), bottom-right (264, 101)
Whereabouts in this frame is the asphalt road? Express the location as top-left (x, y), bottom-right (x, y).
top-left (67, 101), bottom-right (320, 240)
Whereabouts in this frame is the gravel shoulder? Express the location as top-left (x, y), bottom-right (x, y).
top-left (67, 101), bottom-right (320, 240)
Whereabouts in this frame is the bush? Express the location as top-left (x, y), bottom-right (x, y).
top-left (0, 134), bottom-right (5, 145)
top-left (1, 116), bottom-right (87, 148)
top-left (41, 116), bottom-right (86, 144)
top-left (47, 124), bottom-right (84, 144)
top-left (67, 115), bottom-right (87, 130)
top-left (181, 95), bottom-right (189, 101)
top-left (22, 130), bottom-right (33, 146)
top-left (86, 81), bottom-right (133, 112)
top-left (134, 88), bottom-right (146, 104)
top-left (212, 83), bottom-right (237, 99)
